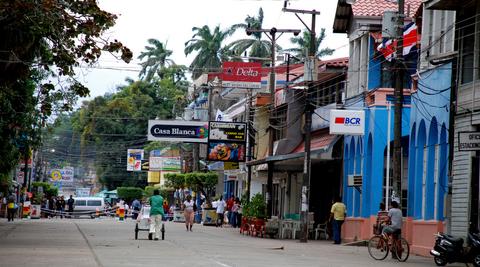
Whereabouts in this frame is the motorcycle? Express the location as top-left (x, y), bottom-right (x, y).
top-left (430, 232), bottom-right (480, 266)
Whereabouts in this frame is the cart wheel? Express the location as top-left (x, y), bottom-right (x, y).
top-left (135, 224), bottom-right (139, 240)
top-left (161, 223), bottom-right (165, 240)
top-left (148, 233), bottom-right (153, 240)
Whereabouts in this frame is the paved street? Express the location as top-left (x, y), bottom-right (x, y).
top-left (0, 217), bottom-right (463, 267)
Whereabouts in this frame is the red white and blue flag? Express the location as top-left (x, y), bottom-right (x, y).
top-left (377, 22), bottom-right (418, 61)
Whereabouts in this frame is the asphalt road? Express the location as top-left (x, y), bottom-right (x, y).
top-left (0, 218), bottom-right (463, 267)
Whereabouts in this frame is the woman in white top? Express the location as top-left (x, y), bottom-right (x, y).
top-left (183, 195), bottom-right (195, 232)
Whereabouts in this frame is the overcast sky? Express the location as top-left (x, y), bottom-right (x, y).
top-left (74, 0), bottom-right (348, 104)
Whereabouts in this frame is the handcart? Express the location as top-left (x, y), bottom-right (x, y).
top-left (134, 206), bottom-right (166, 240)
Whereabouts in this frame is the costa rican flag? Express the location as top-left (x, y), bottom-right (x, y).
top-left (377, 22), bottom-right (418, 61)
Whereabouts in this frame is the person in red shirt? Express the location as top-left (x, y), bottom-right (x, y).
top-left (162, 200), bottom-right (169, 221)
top-left (226, 196), bottom-right (234, 226)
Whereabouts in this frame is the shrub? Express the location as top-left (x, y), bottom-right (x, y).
top-left (243, 193), bottom-right (266, 219)
top-left (116, 187), bottom-right (143, 203)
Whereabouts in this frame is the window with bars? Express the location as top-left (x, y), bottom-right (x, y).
top-left (458, 9), bottom-right (476, 84)
top-left (272, 106), bottom-right (287, 141)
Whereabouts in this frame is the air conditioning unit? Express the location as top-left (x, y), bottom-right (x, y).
top-left (347, 175), bottom-right (363, 187)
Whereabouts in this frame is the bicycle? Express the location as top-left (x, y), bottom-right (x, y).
top-left (368, 230), bottom-right (410, 262)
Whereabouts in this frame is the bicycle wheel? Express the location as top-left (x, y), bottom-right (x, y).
top-left (368, 235), bottom-right (389, 260)
top-left (393, 237), bottom-right (410, 262)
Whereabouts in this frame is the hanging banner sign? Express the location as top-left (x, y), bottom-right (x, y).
top-left (148, 120), bottom-right (208, 143)
top-left (208, 122), bottom-right (246, 142)
top-left (127, 149), bottom-right (144, 171)
top-left (49, 167), bottom-right (74, 183)
top-left (458, 132), bottom-right (480, 151)
top-left (222, 62), bottom-right (262, 89)
top-left (329, 109), bottom-right (365, 135)
top-left (207, 141), bottom-right (246, 162)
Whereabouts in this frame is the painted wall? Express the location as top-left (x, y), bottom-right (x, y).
top-left (408, 63), bottom-right (451, 221)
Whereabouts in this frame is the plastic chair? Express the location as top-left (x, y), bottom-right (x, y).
top-left (315, 221), bottom-right (329, 240)
top-left (281, 219), bottom-right (294, 239)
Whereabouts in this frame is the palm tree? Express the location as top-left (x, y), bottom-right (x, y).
top-left (138, 39), bottom-right (175, 81)
top-left (184, 25), bottom-right (235, 80)
top-left (227, 8), bottom-right (281, 62)
top-left (284, 28), bottom-right (334, 62)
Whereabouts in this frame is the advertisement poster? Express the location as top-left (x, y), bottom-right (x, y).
top-left (127, 149), bottom-right (144, 171)
top-left (49, 167), bottom-right (74, 183)
top-left (207, 141), bottom-right (245, 162)
top-left (148, 120), bottom-right (208, 143)
top-left (208, 122), bottom-right (246, 142)
top-left (149, 157), bottom-right (181, 171)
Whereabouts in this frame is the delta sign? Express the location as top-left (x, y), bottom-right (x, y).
top-left (222, 62), bottom-right (262, 89)
top-left (329, 109), bottom-right (365, 135)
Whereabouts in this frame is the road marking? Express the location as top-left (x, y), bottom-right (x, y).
top-left (74, 222), bottom-right (104, 267)
top-left (212, 260), bottom-right (233, 267)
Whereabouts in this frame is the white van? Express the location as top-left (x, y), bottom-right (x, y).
top-left (73, 197), bottom-right (105, 217)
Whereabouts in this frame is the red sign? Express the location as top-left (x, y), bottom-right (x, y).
top-left (222, 62), bottom-right (262, 89)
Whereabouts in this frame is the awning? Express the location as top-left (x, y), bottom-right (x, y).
top-left (246, 131), bottom-right (342, 169)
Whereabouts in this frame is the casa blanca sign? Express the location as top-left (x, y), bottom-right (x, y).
top-left (148, 120), bottom-right (208, 143)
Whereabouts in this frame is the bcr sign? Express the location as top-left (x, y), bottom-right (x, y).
top-left (329, 109), bottom-right (365, 135)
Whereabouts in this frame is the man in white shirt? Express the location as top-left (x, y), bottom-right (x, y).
top-left (216, 196), bottom-right (226, 227)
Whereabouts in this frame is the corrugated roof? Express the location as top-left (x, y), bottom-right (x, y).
top-left (351, 0), bottom-right (422, 17)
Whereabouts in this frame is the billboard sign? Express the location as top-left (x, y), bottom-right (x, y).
top-left (76, 188), bottom-right (91, 197)
top-left (49, 167), bottom-right (74, 183)
top-left (208, 122), bottom-right (246, 142)
top-left (148, 120), bottom-right (208, 143)
top-left (222, 62), bottom-right (262, 89)
top-left (149, 157), bottom-right (181, 171)
top-left (207, 141), bottom-right (246, 162)
top-left (329, 109), bottom-right (365, 135)
top-left (127, 149), bottom-right (144, 171)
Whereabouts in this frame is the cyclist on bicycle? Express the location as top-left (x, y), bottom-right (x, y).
top-left (382, 200), bottom-right (402, 237)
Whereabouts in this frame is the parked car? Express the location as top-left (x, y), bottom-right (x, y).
top-left (72, 197), bottom-right (105, 218)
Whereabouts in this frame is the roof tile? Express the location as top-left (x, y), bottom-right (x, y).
top-left (351, 0), bottom-right (422, 17)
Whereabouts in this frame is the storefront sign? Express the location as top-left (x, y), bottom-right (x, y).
top-left (329, 109), bottom-right (365, 135)
top-left (207, 141), bottom-right (246, 162)
top-left (148, 120), bottom-right (208, 143)
top-left (208, 122), bottom-right (246, 142)
top-left (458, 131), bottom-right (480, 151)
top-left (222, 62), bottom-right (262, 89)
top-left (127, 149), bottom-right (144, 171)
top-left (49, 167), bottom-right (74, 182)
top-left (149, 157), bottom-right (181, 171)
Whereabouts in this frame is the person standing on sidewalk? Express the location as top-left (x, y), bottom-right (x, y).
top-left (216, 195), bottom-right (226, 227)
top-left (183, 195), bottom-right (195, 232)
top-left (149, 189), bottom-right (164, 241)
top-left (7, 193), bottom-right (16, 222)
top-left (131, 198), bottom-right (141, 220)
top-left (67, 195), bottom-right (75, 218)
top-left (330, 196), bottom-right (346, 244)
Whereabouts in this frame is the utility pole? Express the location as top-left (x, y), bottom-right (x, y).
top-left (246, 90), bottom-right (253, 202)
top-left (392, 0), bottom-right (405, 203)
top-left (245, 26), bottom-right (300, 218)
top-left (283, 1), bottom-right (320, 243)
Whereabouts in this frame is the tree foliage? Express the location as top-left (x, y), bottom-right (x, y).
top-left (228, 8), bottom-right (281, 62)
top-left (0, 0), bottom-right (132, 179)
top-left (71, 74), bottom-right (187, 189)
top-left (284, 28), bottom-right (334, 62)
top-left (117, 187), bottom-right (143, 203)
top-left (184, 25), bottom-right (235, 79)
top-left (138, 39), bottom-right (175, 81)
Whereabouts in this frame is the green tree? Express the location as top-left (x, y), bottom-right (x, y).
top-left (0, 0), bottom-right (132, 179)
top-left (184, 25), bottom-right (235, 79)
top-left (71, 77), bottom-right (187, 189)
top-left (117, 187), bottom-right (144, 203)
top-left (138, 39), bottom-right (175, 81)
top-left (227, 8), bottom-right (281, 62)
top-left (284, 29), bottom-right (334, 62)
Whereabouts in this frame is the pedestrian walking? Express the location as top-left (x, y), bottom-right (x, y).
top-left (149, 189), bottom-right (164, 241)
top-left (48, 196), bottom-right (55, 218)
top-left (231, 197), bottom-right (241, 228)
top-left (132, 198), bottom-right (141, 220)
top-left (183, 195), bottom-right (195, 231)
top-left (7, 193), bottom-right (16, 222)
top-left (330, 196), bottom-right (346, 245)
top-left (227, 196), bottom-right (235, 226)
top-left (67, 195), bottom-right (75, 218)
top-left (57, 196), bottom-right (66, 219)
top-left (216, 196), bottom-right (226, 227)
